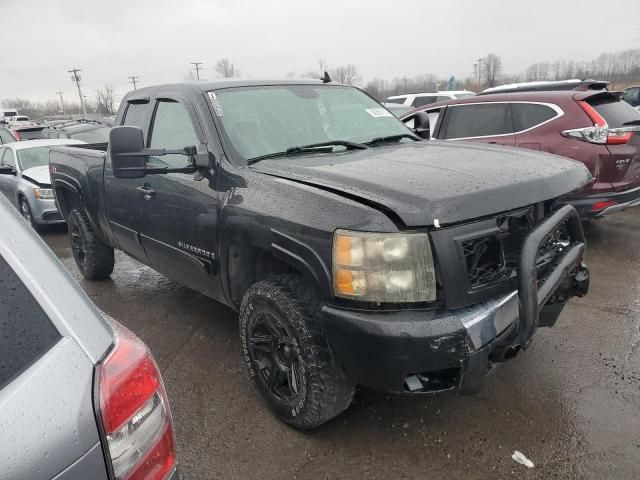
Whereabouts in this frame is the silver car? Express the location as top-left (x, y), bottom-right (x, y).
top-left (0, 193), bottom-right (179, 480)
top-left (0, 139), bottom-right (84, 229)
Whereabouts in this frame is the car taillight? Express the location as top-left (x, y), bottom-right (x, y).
top-left (96, 324), bottom-right (176, 480)
top-left (12, 130), bottom-right (20, 140)
top-left (590, 200), bottom-right (617, 212)
top-left (561, 100), bottom-right (634, 145)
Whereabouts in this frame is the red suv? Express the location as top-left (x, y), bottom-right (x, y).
top-left (400, 90), bottom-right (640, 218)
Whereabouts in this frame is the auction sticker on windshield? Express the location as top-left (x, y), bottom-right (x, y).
top-left (366, 108), bottom-right (393, 118)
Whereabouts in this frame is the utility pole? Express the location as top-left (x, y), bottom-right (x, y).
top-left (56, 91), bottom-right (66, 117)
top-left (68, 68), bottom-right (87, 118)
top-left (191, 61), bottom-right (203, 80)
top-left (128, 76), bottom-right (139, 90)
top-left (476, 57), bottom-right (484, 86)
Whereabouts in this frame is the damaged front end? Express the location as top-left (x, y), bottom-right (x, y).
top-left (321, 204), bottom-right (589, 396)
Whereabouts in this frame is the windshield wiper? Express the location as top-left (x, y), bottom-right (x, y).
top-left (247, 140), bottom-right (368, 165)
top-left (622, 119), bottom-right (640, 126)
top-left (365, 133), bottom-right (421, 145)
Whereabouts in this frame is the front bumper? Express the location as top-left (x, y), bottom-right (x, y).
top-left (30, 197), bottom-right (64, 224)
top-left (564, 184), bottom-right (640, 218)
top-left (322, 205), bottom-right (589, 394)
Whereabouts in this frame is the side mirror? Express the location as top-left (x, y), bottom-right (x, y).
top-left (110, 126), bottom-right (146, 179)
top-left (413, 112), bottom-right (431, 140)
top-left (0, 165), bottom-right (16, 175)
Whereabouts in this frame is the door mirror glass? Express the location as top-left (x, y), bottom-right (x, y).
top-left (0, 164), bottom-right (16, 175)
top-left (413, 111), bottom-right (431, 139)
top-left (110, 126), bottom-right (146, 179)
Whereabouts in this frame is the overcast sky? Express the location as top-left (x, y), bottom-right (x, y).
top-left (1, 0), bottom-right (638, 104)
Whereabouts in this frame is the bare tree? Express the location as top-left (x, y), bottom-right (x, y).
top-left (215, 58), bottom-right (240, 78)
top-left (483, 53), bottom-right (503, 87)
top-left (331, 64), bottom-right (361, 86)
top-left (95, 84), bottom-right (116, 115)
top-left (183, 69), bottom-right (197, 81)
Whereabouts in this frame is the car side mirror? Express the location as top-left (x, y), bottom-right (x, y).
top-left (110, 126), bottom-right (146, 179)
top-left (0, 165), bottom-right (16, 175)
top-left (413, 112), bottom-right (431, 140)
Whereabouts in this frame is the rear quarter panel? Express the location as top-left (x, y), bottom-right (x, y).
top-left (50, 147), bottom-right (115, 245)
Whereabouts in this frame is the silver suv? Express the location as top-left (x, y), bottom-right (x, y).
top-left (0, 194), bottom-right (179, 480)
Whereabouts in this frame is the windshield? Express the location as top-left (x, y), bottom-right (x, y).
top-left (212, 85), bottom-right (411, 162)
top-left (17, 147), bottom-right (51, 171)
top-left (69, 126), bottom-right (110, 143)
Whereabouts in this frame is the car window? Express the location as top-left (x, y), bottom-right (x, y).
top-left (443, 103), bottom-right (513, 139)
top-left (1, 149), bottom-right (16, 168)
top-left (511, 103), bottom-right (558, 132)
top-left (385, 97), bottom-right (406, 105)
top-left (17, 147), bottom-right (51, 171)
top-left (214, 85), bottom-right (411, 163)
top-left (149, 100), bottom-right (200, 168)
top-left (123, 102), bottom-right (149, 131)
top-left (588, 98), bottom-right (640, 128)
top-left (0, 129), bottom-right (15, 144)
top-left (623, 88), bottom-right (639, 107)
top-left (69, 126), bottom-right (110, 143)
top-left (0, 255), bottom-right (61, 389)
top-left (437, 96), bottom-right (452, 102)
top-left (412, 96), bottom-right (438, 107)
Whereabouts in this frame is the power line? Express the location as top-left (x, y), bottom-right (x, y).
top-left (68, 67), bottom-right (87, 118)
top-left (56, 91), bottom-right (65, 117)
top-left (128, 76), bottom-right (139, 90)
top-left (191, 61), bottom-right (203, 80)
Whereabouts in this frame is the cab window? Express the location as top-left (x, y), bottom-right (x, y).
top-left (148, 100), bottom-right (200, 168)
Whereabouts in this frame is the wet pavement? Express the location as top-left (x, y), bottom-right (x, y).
top-left (43, 211), bottom-right (640, 479)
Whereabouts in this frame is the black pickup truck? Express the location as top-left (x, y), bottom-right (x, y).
top-left (50, 79), bottom-right (591, 429)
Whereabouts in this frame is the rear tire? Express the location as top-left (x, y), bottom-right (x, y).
top-left (239, 275), bottom-right (355, 430)
top-left (68, 208), bottom-right (114, 280)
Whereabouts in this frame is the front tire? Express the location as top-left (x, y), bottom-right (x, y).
top-left (19, 198), bottom-right (42, 231)
top-left (68, 208), bottom-right (114, 280)
top-left (240, 275), bottom-right (355, 430)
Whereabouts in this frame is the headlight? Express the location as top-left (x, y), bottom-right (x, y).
top-left (33, 188), bottom-right (54, 200)
top-left (332, 230), bottom-right (436, 303)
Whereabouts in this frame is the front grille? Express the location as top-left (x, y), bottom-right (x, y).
top-left (461, 212), bottom-right (572, 290)
top-left (42, 211), bottom-right (63, 221)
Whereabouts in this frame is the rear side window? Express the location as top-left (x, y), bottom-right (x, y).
top-left (385, 97), bottom-right (406, 105)
top-left (444, 103), bottom-right (513, 139)
top-left (588, 98), bottom-right (640, 128)
top-left (1, 149), bottom-right (15, 168)
top-left (623, 88), bottom-right (639, 107)
top-left (412, 96), bottom-right (438, 107)
top-left (511, 103), bottom-right (558, 132)
top-left (0, 256), bottom-right (60, 389)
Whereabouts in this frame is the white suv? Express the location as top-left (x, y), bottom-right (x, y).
top-left (384, 90), bottom-right (475, 109)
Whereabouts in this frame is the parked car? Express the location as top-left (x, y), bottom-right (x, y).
top-left (0, 139), bottom-right (84, 229)
top-left (384, 90), bottom-right (475, 109)
top-left (400, 90), bottom-right (640, 218)
top-left (9, 124), bottom-right (45, 141)
top-left (41, 119), bottom-right (111, 143)
top-left (0, 126), bottom-right (16, 144)
top-left (480, 79), bottom-right (610, 95)
top-left (623, 86), bottom-right (640, 111)
top-left (51, 79), bottom-right (591, 430)
top-left (0, 193), bottom-right (179, 480)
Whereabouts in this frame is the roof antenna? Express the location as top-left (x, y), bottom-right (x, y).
top-left (322, 71), bottom-right (331, 83)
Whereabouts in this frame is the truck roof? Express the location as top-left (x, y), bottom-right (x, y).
top-left (123, 79), bottom-right (340, 99)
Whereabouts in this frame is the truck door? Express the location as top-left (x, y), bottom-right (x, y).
top-left (439, 102), bottom-right (516, 146)
top-left (103, 100), bottom-right (151, 263)
top-left (0, 148), bottom-right (19, 206)
top-left (137, 96), bottom-right (224, 302)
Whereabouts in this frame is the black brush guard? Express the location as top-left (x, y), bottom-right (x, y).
top-left (513, 204), bottom-right (589, 350)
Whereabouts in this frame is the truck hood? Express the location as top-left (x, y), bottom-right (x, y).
top-left (251, 140), bottom-right (592, 227)
top-left (21, 165), bottom-right (51, 187)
